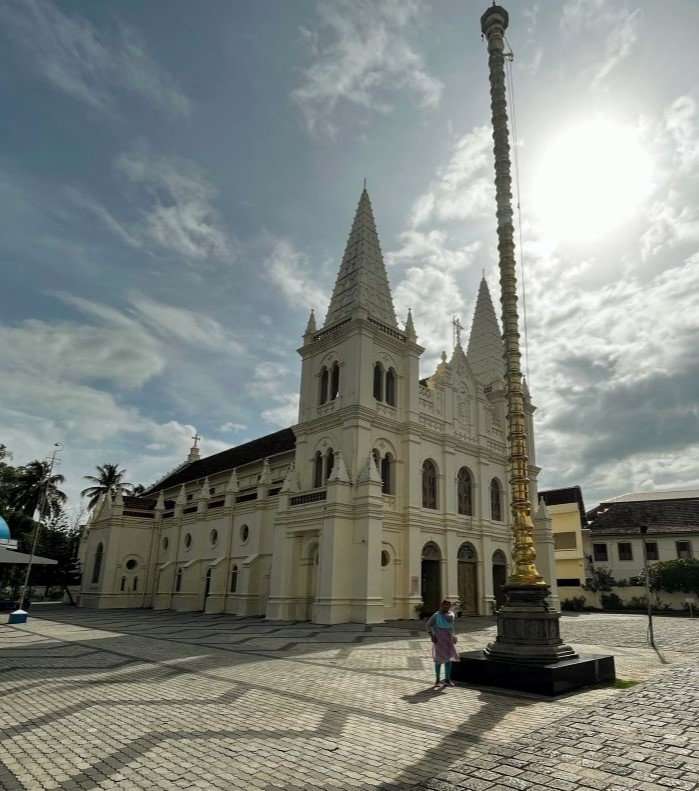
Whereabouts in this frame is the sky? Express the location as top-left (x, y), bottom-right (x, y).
top-left (1, 0), bottom-right (698, 514)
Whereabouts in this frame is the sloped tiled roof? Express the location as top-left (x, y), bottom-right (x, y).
top-left (143, 428), bottom-right (296, 494)
top-left (587, 497), bottom-right (699, 536)
top-left (539, 486), bottom-right (588, 526)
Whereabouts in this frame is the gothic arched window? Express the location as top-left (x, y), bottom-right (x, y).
top-left (230, 565), bottom-right (238, 593)
top-left (313, 451), bottom-right (323, 488)
top-left (373, 362), bottom-right (384, 401)
top-left (175, 568), bottom-right (183, 592)
top-left (422, 460), bottom-right (438, 510)
top-left (325, 448), bottom-right (334, 481)
top-left (132, 576), bottom-right (138, 592)
top-left (381, 453), bottom-right (393, 494)
top-left (457, 467), bottom-right (473, 516)
top-left (330, 362), bottom-right (340, 400)
top-left (490, 478), bottom-right (502, 521)
top-left (91, 543), bottom-right (103, 584)
top-left (319, 367), bottom-right (329, 405)
top-left (386, 368), bottom-right (396, 406)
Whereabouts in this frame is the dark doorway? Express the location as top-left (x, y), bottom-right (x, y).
top-left (421, 542), bottom-right (442, 615)
top-left (492, 550), bottom-right (507, 610)
top-left (203, 567), bottom-right (212, 610)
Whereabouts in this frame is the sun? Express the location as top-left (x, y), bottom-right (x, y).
top-left (531, 119), bottom-right (653, 243)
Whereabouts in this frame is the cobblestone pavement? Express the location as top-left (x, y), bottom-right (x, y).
top-left (0, 608), bottom-right (697, 790)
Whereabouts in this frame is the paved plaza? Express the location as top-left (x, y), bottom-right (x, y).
top-left (0, 608), bottom-right (697, 790)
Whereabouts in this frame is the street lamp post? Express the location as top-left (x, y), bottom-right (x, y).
top-left (15, 443), bottom-right (62, 616)
top-left (640, 525), bottom-right (655, 648)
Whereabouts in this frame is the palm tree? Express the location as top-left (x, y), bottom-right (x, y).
top-left (11, 460), bottom-right (67, 520)
top-left (81, 464), bottom-right (132, 511)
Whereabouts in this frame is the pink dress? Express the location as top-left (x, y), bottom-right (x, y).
top-left (427, 610), bottom-right (459, 663)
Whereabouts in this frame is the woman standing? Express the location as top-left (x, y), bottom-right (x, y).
top-left (426, 599), bottom-right (459, 689)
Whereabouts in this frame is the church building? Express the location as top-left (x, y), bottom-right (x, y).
top-left (78, 189), bottom-right (558, 623)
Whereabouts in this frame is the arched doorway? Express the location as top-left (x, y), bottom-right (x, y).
top-left (457, 542), bottom-right (478, 615)
top-left (381, 547), bottom-right (394, 610)
top-left (305, 543), bottom-right (319, 621)
top-left (421, 542), bottom-right (442, 615)
top-left (492, 549), bottom-right (508, 610)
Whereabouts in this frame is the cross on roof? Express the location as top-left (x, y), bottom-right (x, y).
top-left (191, 433), bottom-right (201, 448)
top-left (452, 315), bottom-right (464, 347)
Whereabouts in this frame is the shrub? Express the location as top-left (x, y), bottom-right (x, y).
top-left (647, 559), bottom-right (699, 595)
top-left (584, 566), bottom-right (616, 592)
top-left (601, 592), bottom-right (624, 610)
top-left (625, 596), bottom-right (648, 610)
top-left (561, 596), bottom-right (586, 611)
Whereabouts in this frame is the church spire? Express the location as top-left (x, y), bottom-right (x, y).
top-left (466, 276), bottom-right (505, 385)
top-left (323, 187), bottom-right (398, 329)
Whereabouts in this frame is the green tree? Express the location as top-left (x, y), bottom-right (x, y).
top-left (81, 464), bottom-right (132, 511)
top-left (646, 559), bottom-right (699, 596)
top-left (9, 459), bottom-right (67, 520)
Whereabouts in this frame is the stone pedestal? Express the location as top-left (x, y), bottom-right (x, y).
top-left (455, 584), bottom-right (616, 695)
top-left (485, 585), bottom-right (576, 663)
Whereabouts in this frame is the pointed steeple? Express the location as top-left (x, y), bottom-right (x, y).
top-left (304, 308), bottom-right (317, 341)
top-left (466, 276), bottom-right (505, 385)
top-left (323, 188), bottom-right (398, 329)
top-left (405, 308), bottom-right (417, 342)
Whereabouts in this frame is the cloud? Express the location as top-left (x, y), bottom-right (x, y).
top-left (128, 293), bottom-right (244, 353)
top-left (0, 0), bottom-right (189, 117)
top-left (292, 0), bottom-right (442, 136)
top-left (116, 149), bottom-right (232, 261)
top-left (248, 362), bottom-right (299, 428)
top-left (409, 126), bottom-right (493, 227)
top-left (65, 187), bottom-right (143, 249)
top-left (261, 394), bottom-right (300, 428)
top-left (263, 238), bottom-right (329, 312)
top-left (561, 0), bottom-right (641, 87)
top-left (220, 422), bottom-right (247, 433)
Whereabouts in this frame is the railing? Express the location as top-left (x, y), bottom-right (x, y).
top-left (290, 490), bottom-right (327, 506)
top-left (368, 316), bottom-right (406, 341)
top-left (313, 318), bottom-right (352, 342)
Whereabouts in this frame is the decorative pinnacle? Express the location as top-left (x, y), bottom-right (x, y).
top-left (304, 308), bottom-right (317, 338)
top-left (481, 4), bottom-right (509, 36)
top-left (405, 308), bottom-right (417, 341)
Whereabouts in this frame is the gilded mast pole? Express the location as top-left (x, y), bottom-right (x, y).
top-left (481, 5), bottom-right (544, 587)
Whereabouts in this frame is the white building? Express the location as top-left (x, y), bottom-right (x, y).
top-left (585, 488), bottom-right (699, 581)
top-left (79, 189), bottom-right (557, 623)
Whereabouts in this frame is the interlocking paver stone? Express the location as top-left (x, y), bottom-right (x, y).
top-left (0, 609), bottom-right (697, 790)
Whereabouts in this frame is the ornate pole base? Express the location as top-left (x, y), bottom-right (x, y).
top-left (485, 585), bottom-right (577, 664)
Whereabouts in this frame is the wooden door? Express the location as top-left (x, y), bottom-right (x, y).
top-left (421, 559), bottom-right (441, 615)
top-left (458, 562), bottom-right (478, 615)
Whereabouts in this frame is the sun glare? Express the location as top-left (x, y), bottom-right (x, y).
top-left (532, 119), bottom-right (653, 243)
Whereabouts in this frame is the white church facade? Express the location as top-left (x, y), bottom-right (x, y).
top-left (79, 189), bottom-right (558, 623)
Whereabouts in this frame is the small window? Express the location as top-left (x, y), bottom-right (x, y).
top-left (91, 543), bottom-right (103, 584)
top-left (381, 550), bottom-right (391, 567)
top-left (175, 568), bottom-right (183, 592)
top-left (125, 558), bottom-right (138, 571)
top-left (385, 368), bottom-right (396, 406)
top-left (325, 448), bottom-right (334, 481)
top-left (645, 542), bottom-right (659, 561)
top-left (490, 479), bottom-right (502, 521)
top-left (618, 542), bottom-right (633, 561)
top-left (184, 533), bottom-right (192, 549)
top-left (209, 487), bottom-right (216, 495)
top-left (457, 467), bottom-right (473, 516)
top-left (676, 541), bottom-right (693, 559)
top-left (373, 362), bottom-right (384, 401)
top-left (593, 543), bottom-right (608, 562)
top-left (241, 524), bottom-right (249, 543)
top-left (132, 576), bottom-right (138, 592)
top-left (120, 576), bottom-right (126, 591)
top-left (422, 460), bottom-right (437, 509)
top-left (319, 367), bottom-right (329, 405)
top-left (313, 451), bottom-right (323, 488)
top-left (186, 493), bottom-right (193, 502)
top-left (162, 537), bottom-right (169, 551)
top-left (554, 532), bottom-right (577, 551)
top-left (210, 529), bottom-right (218, 546)
top-left (330, 362), bottom-right (340, 400)
top-left (381, 454), bottom-right (393, 495)
top-left (230, 565), bottom-right (238, 593)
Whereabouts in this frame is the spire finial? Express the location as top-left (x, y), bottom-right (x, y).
top-left (363, 177), bottom-right (367, 191)
top-left (405, 307), bottom-right (417, 341)
top-left (452, 315), bottom-right (464, 348)
top-left (187, 432), bottom-right (201, 463)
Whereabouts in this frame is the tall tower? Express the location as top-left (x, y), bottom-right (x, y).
top-left (454, 5), bottom-right (615, 693)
